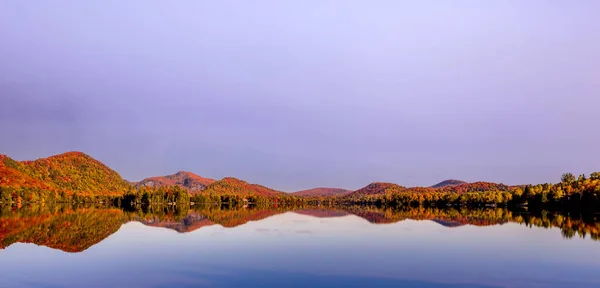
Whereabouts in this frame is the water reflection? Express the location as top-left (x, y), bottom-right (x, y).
top-left (1, 205), bottom-right (599, 253)
top-left (1, 205), bottom-right (600, 288)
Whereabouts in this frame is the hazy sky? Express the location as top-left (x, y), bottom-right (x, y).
top-left (0, 1), bottom-right (598, 191)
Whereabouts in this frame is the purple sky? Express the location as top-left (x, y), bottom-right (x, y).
top-left (0, 1), bottom-right (598, 191)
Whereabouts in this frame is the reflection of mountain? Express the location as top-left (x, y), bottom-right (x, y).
top-left (131, 206), bottom-right (286, 232)
top-left (294, 209), bottom-right (350, 218)
top-left (0, 208), bottom-right (126, 253)
top-left (1, 206), bottom-right (598, 253)
top-left (138, 212), bottom-right (215, 233)
top-left (342, 206), bottom-right (511, 227)
top-left (345, 208), bottom-right (398, 224)
top-left (0, 206), bottom-right (285, 252)
top-left (431, 219), bottom-right (465, 227)
top-left (198, 207), bottom-right (284, 227)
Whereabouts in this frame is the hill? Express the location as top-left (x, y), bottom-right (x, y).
top-left (431, 179), bottom-right (466, 188)
top-left (436, 181), bottom-right (510, 193)
top-left (344, 182), bottom-right (405, 198)
top-left (201, 177), bottom-right (284, 197)
top-left (292, 187), bottom-right (352, 197)
top-left (135, 171), bottom-right (215, 194)
top-left (0, 152), bottom-right (131, 198)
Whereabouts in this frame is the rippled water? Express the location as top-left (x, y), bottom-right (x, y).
top-left (0, 206), bottom-right (599, 288)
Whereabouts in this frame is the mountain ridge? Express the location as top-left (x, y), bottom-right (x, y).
top-left (0, 151), bottom-right (130, 197)
top-left (292, 187), bottom-right (352, 197)
top-left (201, 177), bottom-right (285, 197)
top-left (431, 179), bottom-right (467, 188)
top-left (134, 171), bottom-right (216, 194)
top-left (3, 151), bottom-right (598, 208)
top-left (344, 182), bottom-right (406, 198)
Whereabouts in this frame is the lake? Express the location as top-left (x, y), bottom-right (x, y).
top-left (1, 205), bottom-right (599, 288)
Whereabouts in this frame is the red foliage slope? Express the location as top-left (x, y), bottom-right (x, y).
top-left (0, 152), bottom-right (130, 196)
top-left (431, 179), bottom-right (466, 188)
top-left (436, 182), bottom-right (510, 193)
top-left (344, 182), bottom-right (405, 198)
top-left (202, 177), bottom-right (285, 197)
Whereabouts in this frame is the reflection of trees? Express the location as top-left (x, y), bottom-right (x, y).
top-left (0, 204), bottom-right (291, 252)
top-left (340, 173), bottom-right (600, 212)
top-left (1, 205), bottom-right (598, 253)
top-left (561, 228), bottom-right (576, 239)
top-left (189, 205), bottom-right (286, 227)
top-left (341, 206), bottom-right (511, 226)
top-left (125, 205), bottom-right (287, 231)
top-left (0, 204), bottom-right (126, 253)
top-left (339, 206), bottom-right (600, 241)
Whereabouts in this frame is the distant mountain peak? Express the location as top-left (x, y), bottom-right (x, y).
top-left (134, 171), bottom-right (216, 193)
top-left (431, 179), bottom-right (467, 188)
top-left (59, 151), bottom-right (87, 156)
top-left (46, 151), bottom-right (91, 159)
top-left (292, 187), bottom-right (352, 197)
top-left (344, 182), bottom-right (405, 198)
top-left (203, 177), bottom-right (284, 197)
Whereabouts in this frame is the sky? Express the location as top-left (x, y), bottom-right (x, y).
top-left (0, 1), bottom-right (599, 191)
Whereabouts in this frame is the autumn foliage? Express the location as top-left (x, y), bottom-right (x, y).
top-left (0, 152), bottom-right (131, 203)
top-left (134, 171), bottom-right (216, 194)
top-left (1, 152), bottom-right (599, 212)
top-left (201, 177), bottom-right (285, 197)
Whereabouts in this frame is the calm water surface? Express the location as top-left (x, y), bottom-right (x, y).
top-left (0, 206), bottom-right (599, 288)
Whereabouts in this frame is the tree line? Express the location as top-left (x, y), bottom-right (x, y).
top-left (2, 172), bottom-right (600, 212)
top-left (341, 172), bottom-right (600, 211)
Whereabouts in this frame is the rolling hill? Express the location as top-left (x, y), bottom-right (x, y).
top-left (292, 187), bottom-right (352, 197)
top-left (431, 179), bottom-right (466, 188)
top-left (344, 182), bottom-right (405, 198)
top-left (135, 171), bottom-right (215, 194)
top-left (201, 177), bottom-right (284, 197)
top-left (3, 151), bottom-right (595, 211)
top-left (0, 151), bottom-right (130, 196)
top-left (436, 181), bottom-right (510, 193)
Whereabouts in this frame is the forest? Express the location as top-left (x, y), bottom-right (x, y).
top-left (1, 152), bottom-right (600, 212)
top-left (341, 172), bottom-right (600, 211)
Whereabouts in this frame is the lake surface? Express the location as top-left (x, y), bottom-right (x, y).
top-left (1, 205), bottom-right (599, 288)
